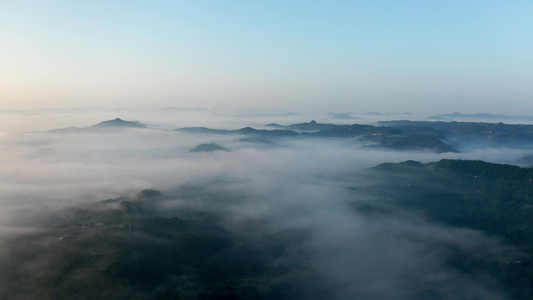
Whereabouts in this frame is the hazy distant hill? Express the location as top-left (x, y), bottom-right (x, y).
top-left (307, 123), bottom-right (400, 137)
top-left (377, 120), bottom-right (533, 148)
top-left (174, 127), bottom-right (232, 135)
top-left (303, 123), bottom-right (458, 153)
top-left (49, 118), bottom-right (147, 133)
top-left (265, 120), bottom-right (337, 131)
top-left (327, 113), bottom-right (358, 120)
top-left (189, 143), bottom-right (229, 153)
top-left (90, 118), bottom-right (146, 128)
top-left (239, 138), bottom-right (280, 147)
top-left (363, 135), bottom-right (458, 153)
top-left (176, 126), bottom-right (298, 137)
top-left (287, 120), bottom-right (338, 131)
top-left (429, 112), bottom-right (533, 122)
top-left (518, 153), bottom-right (533, 167)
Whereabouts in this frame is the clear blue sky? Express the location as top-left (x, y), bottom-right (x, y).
top-left (1, 0), bottom-right (532, 114)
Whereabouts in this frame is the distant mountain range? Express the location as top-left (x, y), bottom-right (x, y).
top-left (327, 113), bottom-right (358, 119)
top-left (377, 120), bottom-right (533, 148)
top-left (428, 112), bottom-right (533, 122)
top-left (47, 117), bottom-right (533, 154)
top-left (177, 121), bottom-right (458, 153)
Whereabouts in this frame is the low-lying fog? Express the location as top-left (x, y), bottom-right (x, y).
top-left (0, 109), bottom-right (530, 299)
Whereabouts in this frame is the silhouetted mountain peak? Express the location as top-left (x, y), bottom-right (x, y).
top-left (91, 118), bottom-right (146, 129)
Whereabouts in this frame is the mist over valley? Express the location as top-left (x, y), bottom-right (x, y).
top-left (1, 110), bottom-right (533, 299)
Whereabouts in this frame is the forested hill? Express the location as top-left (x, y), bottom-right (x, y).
top-left (361, 159), bottom-right (533, 299)
top-left (367, 159), bottom-right (533, 245)
top-left (377, 120), bottom-right (533, 147)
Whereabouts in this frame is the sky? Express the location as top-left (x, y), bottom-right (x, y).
top-left (1, 0), bottom-right (532, 115)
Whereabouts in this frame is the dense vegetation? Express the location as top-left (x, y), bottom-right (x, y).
top-left (0, 189), bottom-right (327, 300)
top-left (378, 120), bottom-right (533, 148)
top-left (361, 159), bottom-right (533, 299)
top-left (4, 157), bottom-right (533, 299)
